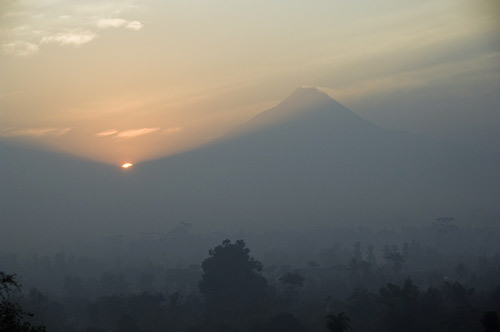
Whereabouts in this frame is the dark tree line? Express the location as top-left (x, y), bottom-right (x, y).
top-left (1, 237), bottom-right (500, 332)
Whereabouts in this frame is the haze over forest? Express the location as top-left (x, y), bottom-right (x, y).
top-left (1, 1), bottom-right (500, 332)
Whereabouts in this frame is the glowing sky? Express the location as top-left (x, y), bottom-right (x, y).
top-left (1, 0), bottom-right (499, 164)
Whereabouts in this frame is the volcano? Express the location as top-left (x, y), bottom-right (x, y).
top-left (1, 87), bottom-right (499, 250)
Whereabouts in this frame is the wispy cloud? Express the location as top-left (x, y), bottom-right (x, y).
top-left (56, 128), bottom-right (72, 136)
top-left (1, 41), bottom-right (39, 57)
top-left (163, 127), bottom-right (183, 134)
top-left (41, 31), bottom-right (96, 47)
top-left (1, 127), bottom-right (72, 137)
top-left (95, 17), bottom-right (143, 31)
top-left (1, 4), bottom-right (144, 57)
top-left (96, 129), bottom-right (118, 137)
top-left (126, 21), bottom-right (143, 31)
top-left (96, 18), bottom-right (128, 29)
top-left (114, 128), bottom-right (160, 139)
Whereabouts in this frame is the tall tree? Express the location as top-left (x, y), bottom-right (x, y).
top-left (366, 244), bottom-right (376, 265)
top-left (199, 240), bottom-right (268, 326)
top-left (279, 272), bottom-right (305, 290)
top-left (482, 311), bottom-right (499, 332)
top-left (326, 312), bottom-right (351, 332)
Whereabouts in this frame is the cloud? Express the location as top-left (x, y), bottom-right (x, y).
top-left (56, 128), bottom-right (72, 136)
top-left (1, 6), bottom-right (144, 57)
top-left (41, 31), bottom-right (96, 47)
top-left (114, 128), bottom-right (160, 139)
top-left (96, 18), bottom-right (128, 29)
top-left (1, 41), bottom-right (39, 57)
top-left (96, 129), bottom-right (118, 137)
top-left (95, 18), bottom-right (143, 30)
top-left (163, 127), bottom-right (183, 134)
top-left (126, 21), bottom-right (143, 31)
top-left (1, 127), bottom-right (71, 137)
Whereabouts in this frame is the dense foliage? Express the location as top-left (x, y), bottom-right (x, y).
top-left (1, 225), bottom-right (499, 331)
top-left (0, 272), bottom-right (46, 332)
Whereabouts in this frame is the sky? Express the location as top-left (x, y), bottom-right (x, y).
top-left (1, 0), bottom-right (499, 165)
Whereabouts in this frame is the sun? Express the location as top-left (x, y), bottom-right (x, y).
top-left (121, 163), bottom-right (133, 168)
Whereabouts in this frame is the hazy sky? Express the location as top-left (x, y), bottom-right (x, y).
top-left (1, 0), bottom-right (499, 164)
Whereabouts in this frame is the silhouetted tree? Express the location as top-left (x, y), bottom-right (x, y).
top-left (279, 271), bottom-right (305, 304)
top-left (442, 281), bottom-right (474, 309)
top-left (366, 244), bottom-right (376, 265)
top-left (482, 311), bottom-right (499, 332)
top-left (383, 245), bottom-right (405, 274)
top-left (27, 289), bottom-right (47, 314)
top-left (199, 239), bottom-right (268, 326)
top-left (348, 258), bottom-right (360, 277)
top-left (63, 275), bottom-right (86, 298)
top-left (379, 279), bottom-right (420, 332)
top-left (402, 242), bottom-right (410, 260)
top-left (114, 314), bottom-right (142, 332)
top-left (136, 273), bottom-right (155, 292)
top-left (279, 272), bottom-right (305, 290)
top-left (264, 313), bottom-right (306, 332)
top-left (455, 262), bottom-right (467, 280)
top-left (168, 291), bottom-right (182, 312)
top-left (0, 272), bottom-right (46, 332)
top-left (353, 242), bottom-right (362, 262)
top-left (326, 312), bottom-right (351, 332)
top-left (307, 260), bottom-right (319, 268)
top-left (434, 217), bottom-right (458, 233)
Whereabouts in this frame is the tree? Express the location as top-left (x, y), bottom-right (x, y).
top-left (0, 271), bottom-right (46, 332)
top-left (199, 239), bottom-right (268, 323)
top-left (114, 314), bottom-right (143, 332)
top-left (279, 272), bottom-right (305, 304)
top-left (353, 242), bottom-right (362, 262)
top-left (383, 245), bottom-right (405, 274)
top-left (455, 263), bottom-right (467, 281)
top-left (366, 244), bottom-right (376, 265)
top-left (279, 272), bottom-right (305, 290)
top-left (307, 260), bottom-right (319, 268)
top-left (379, 279), bottom-right (420, 332)
top-left (264, 313), bottom-right (306, 332)
top-left (481, 311), bottom-right (499, 332)
top-left (326, 312), bottom-right (351, 332)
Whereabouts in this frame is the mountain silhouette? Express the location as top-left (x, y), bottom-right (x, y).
top-left (1, 88), bottom-right (499, 250)
top-left (132, 87), bottom-right (499, 230)
top-left (224, 87), bottom-right (375, 139)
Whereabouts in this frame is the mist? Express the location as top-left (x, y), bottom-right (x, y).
top-left (1, 1), bottom-right (500, 331)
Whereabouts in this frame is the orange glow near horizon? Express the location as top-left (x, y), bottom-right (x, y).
top-left (121, 163), bottom-right (133, 168)
top-left (1, 1), bottom-right (497, 164)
